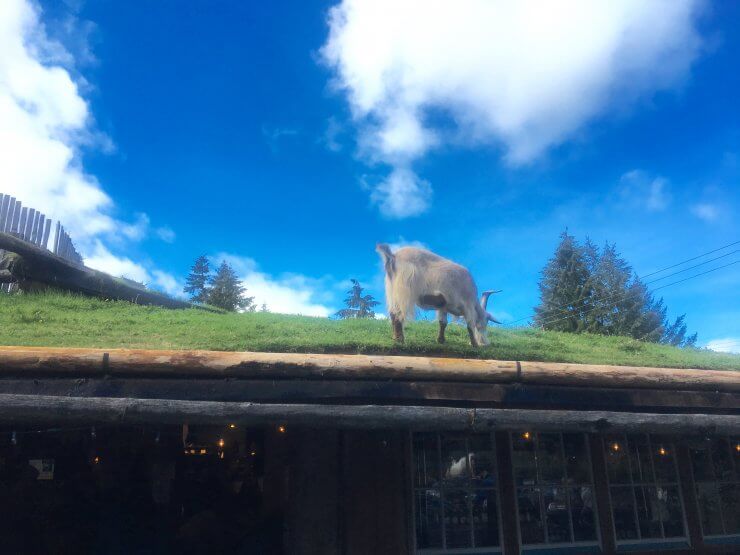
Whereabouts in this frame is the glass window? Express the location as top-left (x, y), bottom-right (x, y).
top-left (412, 432), bottom-right (500, 552)
top-left (689, 437), bottom-right (740, 537)
top-left (604, 434), bottom-right (687, 545)
top-left (510, 432), bottom-right (599, 547)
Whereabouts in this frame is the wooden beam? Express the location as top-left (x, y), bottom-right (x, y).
top-left (0, 346), bottom-right (737, 392)
top-left (0, 394), bottom-right (737, 433)
top-left (0, 232), bottom-right (193, 309)
top-left (0, 377), bottom-right (735, 413)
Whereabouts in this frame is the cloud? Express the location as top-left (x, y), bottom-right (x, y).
top-left (618, 170), bottom-right (671, 211)
top-left (262, 124), bottom-right (300, 153)
top-left (0, 0), bottom-right (180, 293)
top-left (211, 253), bottom-right (334, 316)
top-left (155, 226), bottom-right (176, 243)
top-left (369, 167), bottom-right (432, 218)
top-left (691, 202), bottom-right (720, 222)
top-left (322, 0), bottom-right (704, 216)
top-left (705, 337), bottom-right (740, 354)
top-left (321, 116), bottom-right (343, 152)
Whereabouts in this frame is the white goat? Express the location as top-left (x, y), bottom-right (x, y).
top-left (376, 244), bottom-right (501, 346)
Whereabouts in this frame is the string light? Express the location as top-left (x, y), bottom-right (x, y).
top-left (658, 446), bottom-right (667, 456)
top-left (228, 424), bottom-right (236, 429)
top-left (251, 451), bottom-right (257, 457)
top-left (93, 456), bottom-right (101, 464)
top-left (612, 442), bottom-right (620, 452)
top-left (735, 443), bottom-right (740, 453)
top-left (278, 425), bottom-right (286, 434)
top-left (217, 438), bottom-right (225, 448)
top-left (522, 432), bottom-right (531, 440)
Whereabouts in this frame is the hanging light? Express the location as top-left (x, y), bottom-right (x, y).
top-left (521, 432), bottom-right (531, 440)
top-left (217, 438), bottom-right (225, 448)
top-left (93, 455), bottom-right (101, 464)
top-left (735, 443), bottom-right (740, 453)
top-left (228, 424), bottom-right (237, 429)
top-left (91, 426), bottom-right (96, 440)
top-left (10, 431), bottom-right (17, 445)
top-left (658, 446), bottom-right (667, 456)
top-left (611, 442), bottom-right (620, 452)
top-left (278, 425), bottom-right (286, 434)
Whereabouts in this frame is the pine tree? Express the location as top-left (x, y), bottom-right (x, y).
top-left (533, 231), bottom-right (593, 332)
top-left (183, 255), bottom-right (211, 303)
top-left (335, 279), bottom-right (379, 319)
top-left (260, 303), bottom-right (269, 313)
top-left (534, 232), bottom-right (697, 346)
top-left (207, 261), bottom-right (255, 312)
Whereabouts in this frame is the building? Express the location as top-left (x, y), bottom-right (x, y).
top-left (0, 346), bottom-right (737, 554)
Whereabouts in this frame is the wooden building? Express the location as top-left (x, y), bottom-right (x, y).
top-left (0, 346), bottom-right (738, 554)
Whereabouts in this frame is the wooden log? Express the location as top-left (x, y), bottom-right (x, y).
top-left (0, 232), bottom-right (194, 309)
top-left (0, 394), bottom-right (737, 433)
top-left (0, 345), bottom-right (736, 391)
top-left (0, 377), bottom-right (735, 413)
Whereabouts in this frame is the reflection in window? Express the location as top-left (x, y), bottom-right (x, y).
top-left (689, 437), bottom-right (740, 538)
top-left (510, 432), bottom-right (598, 546)
top-left (412, 433), bottom-right (500, 552)
top-left (603, 434), bottom-right (687, 544)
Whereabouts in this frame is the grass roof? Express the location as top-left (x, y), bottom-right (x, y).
top-left (1, 291), bottom-right (738, 370)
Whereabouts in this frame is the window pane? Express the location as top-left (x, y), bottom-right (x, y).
top-left (570, 487), bottom-right (597, 541)
top-left (518, 487), bottom-right (545, 544)
top-left (712, 438), bottom-right (734, 482)
top-left (538, 433), bottom-right (565, 484)
top-left (543, 486), bottom-right (571, 543)
top-left (512, 433), bottom-right (537, 486)
top-left (720, 483), bottom-right (740, 535)
top-left (628, 435), bottom-right (655, 483)
top-left (563, 433), bottom-right (591, 484)
top-left (690, 442), bottom-right (716, 482)
top-left (415, 489), bottom-right (443, 549)
top-left (414, 433), bottom-right (441, 488)
top-left (661, 486), bottom-right (685, 538)
top-left (605, 435), bottom-right (630, 483)
top-left (635, 486), bottom-right (662, 539)
top-left (441, 436), bottom-right (469, 487)
top-left (610, 486), bottom-right (638, 540)
top-left (444, 489), bottom-right (472, 548)
top-left (469, 434), bottom-right (496, 488)
top-left (472, 489), bottom-right (500, 547)
top-left (696, 482), bottom-right (724, 536)
top-left (653, 444), bottom-right (678, 484)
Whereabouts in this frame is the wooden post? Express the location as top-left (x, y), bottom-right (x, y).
top-left (495, 431), bottom-right (520, 555)
top-left (589, 434), bottom-right (616, 555)
top-left (675, 444), bottom-right (704, 552)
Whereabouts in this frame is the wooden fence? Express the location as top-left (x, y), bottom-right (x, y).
top-left (0, 193), bottom-right (84, 292)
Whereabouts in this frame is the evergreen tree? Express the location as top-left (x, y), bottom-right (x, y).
top-left (335, 279), bottom-right (379, 319)
top-left (533, 231), bottom-right (593, 332)
top-left (208, 261), bottom-right (255, 312)
top-left (534, 232), bottom-right (697, 346)
top-left (260, 303), bottom-right (269, 313)
top-left (183, 255), bottom-right (211, 303)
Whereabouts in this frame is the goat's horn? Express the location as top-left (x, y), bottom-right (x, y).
top-left (487, 312), bottom-right (502, 324)
top-left (480, 289), bottom-right (502, 310)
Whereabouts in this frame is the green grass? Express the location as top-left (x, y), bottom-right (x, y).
top-left (0, 291), bottom-right (738, 370)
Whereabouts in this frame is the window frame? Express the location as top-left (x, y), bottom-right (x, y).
top-left (509, 431), bottom-right (602, 551)
top-left (602, 434), bottom-right (690, 550)
top-left (410, 431), bottom-right (504, 554)
top-left (688, 436), bottom-right (740, 543)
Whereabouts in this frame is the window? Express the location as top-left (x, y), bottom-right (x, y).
top-left (510, 431), bottom-right (599, 548)
top-left (412, 432), bottom-right (500, 553)
top-left (603, 434), bottom-right (687, 547)
top-left (689, 437), bottom-right (740, 539)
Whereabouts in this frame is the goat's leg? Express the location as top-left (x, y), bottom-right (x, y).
top-left (437, 310), bottom-right (448, 343)
top-left (466, 324), bottom-right (480, 347)
top-left (390, 313), bottom-right (405, 343)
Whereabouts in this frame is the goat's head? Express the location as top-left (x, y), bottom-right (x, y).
top-left (471, 290), bottom-right (502, 346)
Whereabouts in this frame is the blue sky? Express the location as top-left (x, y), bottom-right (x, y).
top-left (1, 0), bottom-right (738, 351)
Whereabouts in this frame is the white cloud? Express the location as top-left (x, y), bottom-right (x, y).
top-left (155, 226), bottom-right (176, 243)
top-left (370, 167), bottom-right (432, 218)
top-left (691, 202), bottom-right (720, 222)
top-left (152, 270), bottom-right (184, 298)
top-left (322, 0), bottom-right (704, 216)
top-left (618, 170), bottom-right (671, 211)
top-left (705, 337), bottom-right (740, 354)
top-left (0, 0), bottom-right (180, 294)
top-left (211, 253), bottom-right (334, 316)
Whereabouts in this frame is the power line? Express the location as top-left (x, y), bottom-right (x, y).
top-left (505, 239), bottom-right (739, 326)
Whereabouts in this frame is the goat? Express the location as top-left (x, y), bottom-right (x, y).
top-left (376, 244), bottom-right (501, 347)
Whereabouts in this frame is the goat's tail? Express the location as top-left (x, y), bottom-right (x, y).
top-left (375, 243), bottom-right (395, 277)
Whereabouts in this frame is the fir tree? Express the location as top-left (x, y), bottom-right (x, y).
top-left (533, 231), bottom-right (593, 332)
top-left (183, 255), bottom-right (211, 303)
top-left (207, 261), bottom-right (255, 312)
top-left (260, 303), bottom-right (269, 313)
top-left (335, 279), bottom-right (379, 319)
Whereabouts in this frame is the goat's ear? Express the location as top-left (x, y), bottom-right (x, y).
top-left (480, 289), bottom-right (502, 310)
top-left (487, 312), bottom-right (502, 325)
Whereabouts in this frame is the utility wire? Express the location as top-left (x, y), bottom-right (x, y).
top-left (505, 240), bottom-right (739, 327)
